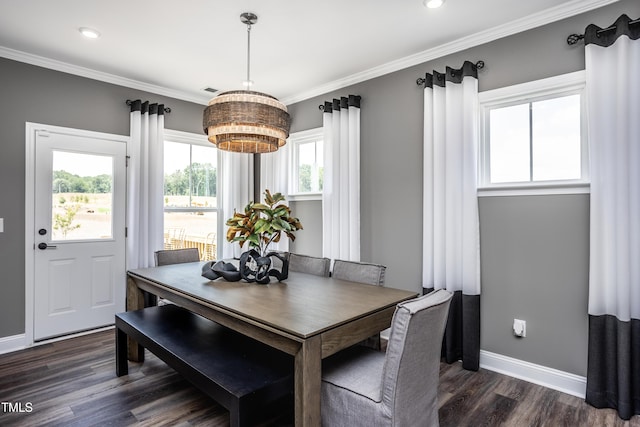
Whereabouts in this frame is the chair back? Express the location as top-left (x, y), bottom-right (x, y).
top-left (381, 289), bottom-right (452, 426)
top-left (154, 248), bottom-right (200, 266)
top-left (289, 253), bottom-right (331, 277)
top-left (332, 259), bottom-right (386, 286)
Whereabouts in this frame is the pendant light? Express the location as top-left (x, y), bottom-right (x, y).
top-left (203, 12), bottom-right (291, 153)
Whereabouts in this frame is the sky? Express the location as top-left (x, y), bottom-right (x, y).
top-left (53, 151), bottom-right (113, 177)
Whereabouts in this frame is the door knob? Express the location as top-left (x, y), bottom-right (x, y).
top-left (37, 242), bottom-right (57, 250)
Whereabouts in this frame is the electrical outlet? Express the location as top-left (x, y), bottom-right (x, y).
top-left (513, 319), bottom-right (526, 337)
top-left (0, 218), bottom-right (3, 233)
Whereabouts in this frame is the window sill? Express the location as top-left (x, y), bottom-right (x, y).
top-left (478, 182), bottom-right (590, 197)
top-left (288, 193), bottom-right (322, 202)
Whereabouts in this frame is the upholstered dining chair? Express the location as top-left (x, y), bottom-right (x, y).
top-left (153, 248), bottom-right (201, 305)
top-left (321, 289), bottom-right (453, 427)
top-left (332, 259), bottom-right (387, 349)
top-left (154, 247), bottom-right (200, 266)
top-left (331, 259), bottom-right (386, 286)
top-left (289, 253), bottom-right (331, 277)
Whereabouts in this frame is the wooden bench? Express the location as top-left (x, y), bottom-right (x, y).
top-left (115, 304), bottom-right (293, 427)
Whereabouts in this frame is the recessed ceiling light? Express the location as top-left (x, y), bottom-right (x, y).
top-left (79, 27), bottom-right (100, 39)
top-left (424, 0), bottom-right (445, 8)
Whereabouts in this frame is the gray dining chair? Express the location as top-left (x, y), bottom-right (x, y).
top-left (332, 259), bottom-right (386, 286)
top-left (332, 259), bottom-right (387, 349)
top-left (153, 248), bottom-right (200, 305)
top-left (154, 247), bottom-right (200, 266)
top-left (321, 289), bottom-right (453, 427)
top-left (289, 253), bottom-right (331, 277)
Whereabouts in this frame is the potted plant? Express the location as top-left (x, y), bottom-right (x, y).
top-left (225, 189), bottom-right (303, 283)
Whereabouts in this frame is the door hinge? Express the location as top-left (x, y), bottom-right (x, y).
top-left (126, 155), bottom-right (130, 167)
top-left (125, 227), bottom-right (128, 238)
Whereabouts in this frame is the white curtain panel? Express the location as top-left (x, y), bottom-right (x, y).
top-left (421, 62), bottom-right (481, 371)
top-left (260, 144), bottom-right (290, 252)
top-left (220, 151), bottom-right (254, 259)
top-left (126, 101), bottom-right (165, 270)
top-left (585, 14), bottom-right (640, 421)
top-left (422, 65), bottom-right (480, 295)
top-left (322, 96), bottom-right (361, 261)
top-left (587, 28), bottom-right (640, 321)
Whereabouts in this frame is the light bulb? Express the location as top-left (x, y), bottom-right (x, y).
top-left (424, 0), bottom-right (444, 9)
top-left (79, 27), bottom-right (100, 39)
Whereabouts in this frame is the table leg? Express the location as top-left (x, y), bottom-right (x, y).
top-left (126, 276), bottom-right (145, 362)
top-left (295, 335), bottom-right (321, 427)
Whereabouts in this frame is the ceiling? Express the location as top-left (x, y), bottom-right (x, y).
top-left (0, 0), bottom-right (616, 105)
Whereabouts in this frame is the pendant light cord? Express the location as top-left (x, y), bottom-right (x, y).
top-left (246, 22), bottom-right (252, 85)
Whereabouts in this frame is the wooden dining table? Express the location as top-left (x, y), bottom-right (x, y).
top-left (126, 261), bottom-right (418, 427)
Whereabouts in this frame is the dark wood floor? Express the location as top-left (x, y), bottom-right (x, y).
top-left (0, 329), bottom-right (638, 426)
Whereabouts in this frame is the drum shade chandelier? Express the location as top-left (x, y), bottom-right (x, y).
top-left (203, 12), bottom-right (291, 153)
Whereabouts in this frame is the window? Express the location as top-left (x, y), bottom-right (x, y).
top-left (479, 71), bottom-right (588, 193)
top-left (164, 130), bottom-right (220, 260)
top-left (288, 128), bottom-right (324, 199)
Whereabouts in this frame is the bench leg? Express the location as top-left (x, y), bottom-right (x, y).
top-left (126, 276), bottom-right (146, 362)
top-left (116, 326), bottom-right (128, 376)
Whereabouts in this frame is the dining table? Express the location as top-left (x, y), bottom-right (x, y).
top-left (125, 261), bottom-right (418, 427)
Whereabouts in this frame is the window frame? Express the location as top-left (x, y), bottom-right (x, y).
top-left (287, 127), bottom-right (324, 201)
top-left (163, 129), bottom-right (222, 254)
top-left (478, 71), bottom-right (589, 196)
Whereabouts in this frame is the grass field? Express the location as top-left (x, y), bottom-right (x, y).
top-left (50, 193), bottom-right (219, 246)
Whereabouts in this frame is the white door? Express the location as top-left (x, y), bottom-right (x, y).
top-left (33, 129), bottom-right (126, 340)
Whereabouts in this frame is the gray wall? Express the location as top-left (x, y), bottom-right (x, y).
top-left (1, 0), bottom-right (637, 378)
top-left (286, 0), bottom-right (640, 377)
top-left (289, 200), bottom-right (323, 257)
top-left (0, 58), bottom-right (204, 337)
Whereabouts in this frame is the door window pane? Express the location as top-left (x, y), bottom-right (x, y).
top-left (51, 151), bottom-right (113, 240)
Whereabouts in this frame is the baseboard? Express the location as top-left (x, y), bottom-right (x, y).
top-left (480, 350), bottom-right (586, 398)
top-left (0, 334), bottom-right (27, 355)
top-left (0, 326), bottom-right (115, 355)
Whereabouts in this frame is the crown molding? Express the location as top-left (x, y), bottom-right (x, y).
top-left (280, 0), bottom-right (618, 105)
top-left (0, 46), bottom-right (211, 105)
top-left (0, 0), bottom-right (618, 107)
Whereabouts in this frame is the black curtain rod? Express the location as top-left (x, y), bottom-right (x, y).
top-left (415, 60), bottom-right (485, 86)
top-left (567, 17), bottom-right (640, 45)
top-left (125, 99), bottom-right (172, 113)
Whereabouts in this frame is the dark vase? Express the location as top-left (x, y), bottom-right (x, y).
top-left (239, 249), bottom-right (289, 284)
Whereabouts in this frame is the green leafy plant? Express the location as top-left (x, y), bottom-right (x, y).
top-left (226, 190), bottom-right (303, 256)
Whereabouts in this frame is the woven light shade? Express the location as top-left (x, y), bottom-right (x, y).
top-left (203, 90), bottom-right (291, 153)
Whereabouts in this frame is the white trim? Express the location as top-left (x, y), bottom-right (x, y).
top-left (480, 350), bottom-right (587, 398)
top-left (1, 1), bottom-right (614, 107)
top-left (288, 127), bottom-right (324, 144)
top-left (0, 326), bottom-right (115, 355)
top-left (288, 193), bottom-right (322, 202)
top-left (0, 46), bottom-right (210, 105)
top-left (281, 0), bottom-right (614, 104)
top-left (0, 334), bottom-right (27, 355)
top-left (478, 70), bottom-right (586, 104)
top-left (478, 183), bottom-right (590, 197)
top-left (478, 71), bottom-right (589, 191)
top-left (164, 128), bottom-right (210, 146)
top-left (287, 127), bottom-right (324, 197)
top-left (25, 122), bottom-right (128, 348)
